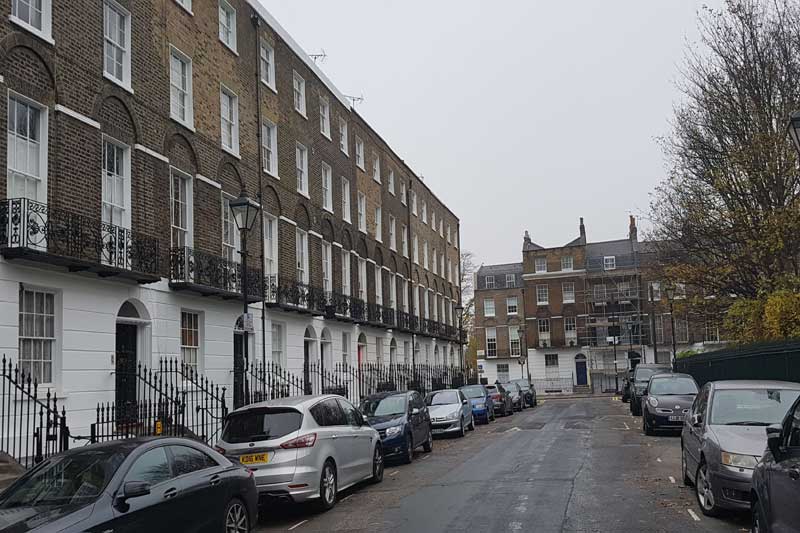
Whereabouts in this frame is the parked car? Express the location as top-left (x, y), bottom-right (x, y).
top-left (641, 373), bottom-right (698, 435)
top-left (486, 383), bottom-right (513, 417)
top-left (426, 389), bottom-right (474, 437)
top-left (459, 384), bottom-right (495, 424)
top-left (501, 382), bottom-right (525, 411)
top-left (511, 378), bottom-right (537, 407)
top-left (681, 380), bottom-right (800, 517)
top-left (360, 391), bottom-right (433, 464)
top-left (0, 437), bottom-right (258, 533)
top-left (751, 393), bottom-right (800, 533)
top-left (215, 394), bottom-right (383, 511)
top-left (621, 370), bottom-right (635, 403)
top-left (630, 364), bottom-right (672, 416)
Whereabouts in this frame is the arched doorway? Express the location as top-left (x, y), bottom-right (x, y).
top-left (434, 345), bottom-right (440, 366)
top-left (575, 354), bottom-right (588, 386)
top-left (115, 300), bottom-right (151, 422)
top-left (357, 333), bottom-right (367, 365)
top-left (450, 346), bottom-right (456, 368)
top-left (304, 326), bottom-right (317, 394)
top-left (321, 328), bottom-right (333, 378)
top-left (389, 338), bottom-right (397, 365)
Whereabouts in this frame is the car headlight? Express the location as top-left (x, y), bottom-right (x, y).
top-left (721, 451), bottom-right (759, 469)
top-left (385, 426), bottom-right (402, 438)
top-left (447, 410), bottom-right (460, 420)
top-left (475, 402), bottom-right (485, 409)
top-left (648, 397), bottom-right (658, 408)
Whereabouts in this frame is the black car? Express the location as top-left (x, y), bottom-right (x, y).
top-left (641, 373), bottom-right (698, 435)
top-left (0, 437), bottom-right (258, 533)
top-left (630, 364), bottom-right (672, 416)
top-left (751, 394), bottom-right (800, 533)
top-left (511, 378), bottom-right (537, 407)
top-left (501, 382), bottom-right (525, 412)
top-left (361, 390), bottom-right (433, 464)
top-left (486, 383), bottom-right (513, 416)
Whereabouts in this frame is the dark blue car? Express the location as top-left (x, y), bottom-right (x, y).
top-left (459, 384), bottom-right (495, 424)
top-left (361, 391), bottom-right (433, 464)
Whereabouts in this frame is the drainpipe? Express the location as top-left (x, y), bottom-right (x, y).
top-left (408, 180), bottom-right (416, 366)
top-left (251, 11), bottom-right (267, 369)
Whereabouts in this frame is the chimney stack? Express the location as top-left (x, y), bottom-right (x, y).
top-left (524, 230), bottom-right (531, 245)
top-left (579, 217), bottom-right (586, 241)
top-left (629, 215), bottom-right (637, 241)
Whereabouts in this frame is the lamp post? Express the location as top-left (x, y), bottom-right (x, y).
top-left (664, 282), bottom-right (677, 368)
top-left (454, 304), bottom-right (464, 370)
top-left (229, 190), bottom-right (261, 409)
top-left (786, 111), bottom-right (800, 155)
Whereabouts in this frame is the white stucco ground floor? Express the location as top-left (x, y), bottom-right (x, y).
top-left (0, 259), bottom-right (460, 443)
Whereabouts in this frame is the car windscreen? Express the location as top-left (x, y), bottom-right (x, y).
top-left (634, 367), bottom-right (669, 383)
top-left (500, 383), bottom-right (518, 393)
top-left (709, 388), bottom-right (800, 426)
top-left (222, 407), bottom-right (303, 443)
top-left (512, 380), bottom-right (530, 391)
top-left (460, 386), bottom-right (485, 399)
top-left (361, 394), bottom-right (407, 417)
top-left (0, 447), bottom-right (129, 510)
top-left (649, 378), bottom-right (698, 396)
top-left (426, 391), bottom-right (460, 406)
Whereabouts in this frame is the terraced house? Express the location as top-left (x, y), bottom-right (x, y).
top-left (0, 0), bottom-right (463, 450)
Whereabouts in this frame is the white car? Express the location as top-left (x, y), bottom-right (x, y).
top-left (214, 394), bottom-right (383, 511)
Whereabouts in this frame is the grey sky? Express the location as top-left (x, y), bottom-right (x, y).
top-left (263, 1), bottom-right (717, 266)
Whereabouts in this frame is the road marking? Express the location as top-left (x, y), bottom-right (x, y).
top-left (505, 427), bottom-right (521, 433)
top-left (657, 458), bottom-right (662, 463)
top-left (509, 522), bottom-right (524, 530)
top-left (389, 470), bottom-right (399, 477)
top-left (687, 509), bottom-right (701, 522)
top-left (669, 476), bottom-right (676, 484)
top-left (288, 519), bottom-right (308, 530)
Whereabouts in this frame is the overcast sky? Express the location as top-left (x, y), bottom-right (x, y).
top-left (263, 0), bottom-right (718, 267)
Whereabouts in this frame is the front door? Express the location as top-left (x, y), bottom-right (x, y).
top-left (575, 358), bottom-right (588, 386)
top-left (233, 331), bottom-right (245, 407)
top-left (303, 339), bottom-right (313, 394)
top-left (115, 323), bottom-right (138, 423)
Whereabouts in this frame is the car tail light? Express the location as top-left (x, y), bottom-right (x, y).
top-left (492, 394), bottom-right (501, 401)
top-left (214, 445), bottom-right (226, 455)
top-left (280, 433), bottom-right (317, 449)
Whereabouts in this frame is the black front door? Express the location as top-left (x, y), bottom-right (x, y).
top-left (116, 323), bottom-right (138, 423)
top-left (233, 331), bottom-right (244, 408)
top-left (303, 340), bottom-right (312, 395)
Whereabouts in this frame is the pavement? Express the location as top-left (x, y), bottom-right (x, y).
top-left (254, 397), bottom-right (751, 532)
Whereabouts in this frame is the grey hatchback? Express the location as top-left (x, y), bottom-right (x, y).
top-left (681, 380), bottom-right (800, 517)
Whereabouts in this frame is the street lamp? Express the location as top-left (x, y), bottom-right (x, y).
top-left (229, 190), bottom-right (261, 409)
top-left (787, 111), bottom-right (800, 155)
top-left (454, 304), bottom-right (464, 370)
top-left (663, 282), bottom-right (677, 368)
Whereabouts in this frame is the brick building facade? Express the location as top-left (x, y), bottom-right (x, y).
top-left (0, 0), bottom-right (462, 436)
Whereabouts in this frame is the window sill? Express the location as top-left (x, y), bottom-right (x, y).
top-left (171, 116), bottom-right (195, 133)
top-left (321, 132), bottom-right (332, 141)
top-left (264, 169), bottom-right (280, 180)
top-left (220, 39), bottom-right (239, 56)
top-left (343, 217), bottom-right (352, 225)
top-left (295, 109), bottom-right (308, 120)
top-left (222, 145), bottom-right (241, 159)
top-left (9, 16), bottom-right (54, 45)
top-left (323, 206), bottom-right (334, 215)
top-left (103, 72), bottom-right (134, 94)
top-left (359, 228), bottom-right (367, 235)
top-left (563, 300), bottom-right (576, 304)
top-left (340, 149), bottom-right (349, 157)
top-left (174, 1), bottom-right (193, 15)
top-left (356, 164), bottom-right (366, 172)
top-left (262, 79), bottom-right (277, 94)
top-left (297, 190), bottom-right (311, 200)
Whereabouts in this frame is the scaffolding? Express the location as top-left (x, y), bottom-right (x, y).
top-left (577, 247), bottom-right (648, 392)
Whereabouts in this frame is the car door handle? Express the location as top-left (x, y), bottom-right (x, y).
top-left (210, 475), bottom-right (221, 486)
top-left (163, 487), bottom-right (178, 499)
top-left (790, 468), bottom-right (800, 480)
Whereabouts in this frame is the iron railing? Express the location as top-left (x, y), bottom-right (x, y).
top-left (170, 246), bottom-right (263, 301)
top-left (1, 355), bottom-right (69, 468)
top-left (0, 198), bottom-right (160, 277)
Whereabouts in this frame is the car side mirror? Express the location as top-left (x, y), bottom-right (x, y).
top-left (361, 413), bottom-right (369, 426)
top-left (766, 424), bottom-right (784, 459)
top-left (119, 481), bottom-right (151, 505)
top-left (462, 399), bottom-right (468, 405)
top-left (691, 413), bottom-right (703, 427)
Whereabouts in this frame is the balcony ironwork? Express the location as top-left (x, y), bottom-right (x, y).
top-left (382, 307), bottom-right (396, 328)
top-left (0, 198), bottom-right (161, 283)
top-left (367, 302), bottom-right (383, 324)
top-left (169, 246), bottom-right (262, 302)
top-left (272, 281), bottom-right (328, 315)
top-left (397, 310), bottom-right (413, 331)
top-left (350, 297), bottom-right (366, 322)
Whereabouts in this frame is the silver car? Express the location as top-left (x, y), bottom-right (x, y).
top-left (681, 380), bottom-right (800, 517)
top-left (426, 389), bottom-right (474, 437)
top-left (214, 395), bottom-right (383, 511)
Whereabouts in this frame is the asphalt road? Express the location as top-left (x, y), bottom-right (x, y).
top-left (254, 397), bottom-right (751, 532)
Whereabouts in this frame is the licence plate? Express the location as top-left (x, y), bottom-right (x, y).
top-left (432, 428), bottom-right (445, 434)
top-left (239, 453), bottom-right (269, 465)
top-left (668, 416), bottom-right (683, 422)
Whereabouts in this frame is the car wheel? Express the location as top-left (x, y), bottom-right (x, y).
top-left (681, 445), bottom-right (693, 486)
top-left (468, 416), bottom-right (475, 431)
top-left (317, 461), bottom-right (337, 511)
top-left (370, 445), bottom-right (384, 483)
top-left (643, 413), bottom-right (653, 436)
top-left (423, 428), bottom-right (433, 452)
top-left (696, 462), bottom-right (721, 517)
top-left (458, 419), bottom-right (465, 437)
top-left (402, 433), bottom-right (414, 464)
top-left (224, 498), bottom-right (249, 533)
top-left (752, 500), bottom-right (767, 533)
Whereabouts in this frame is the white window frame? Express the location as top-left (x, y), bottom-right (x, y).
top-left (536, 285), bottom-right (549, 305)
top-left (355, 136), bottom-right (365, 170)
top-left (431, 211), bottom-right (436, 230)
top-left (413, 235), bottom-right (419, 264)
top-left (506, 274), bottom-right (515, 288)
top-left (485, 327), bottom-right (497, 358)
top-left (372, 153), bottom-right (381, 183)
top-left (261, 119), bottom-right (278, 177)
top-left (563, 282), bottom-right (576, 303)
top-left (400, 182), bottom-right (407, 205)
top-left (565, 316), bottom-right (577, 343)
top-left (295, 142), bottom-right (308, 196)
top-left (263, 213), bottom-right (278, 280)
top-left (170, 167), bottom-right (193, 248)
top-left (180, 310), bottom-right (201, 372)
top-left (389, 215), bottom-right (397, 251)
top-left (169, 45), bottom-right (194, 129)
top-left (341, 177), bottom-right (351, 223)
top-left (338, 117), bottom-right (348, 155)
top-left (421, 200), bottom-right (427, 223)
top-left (319, 95), bottom-right (331, 138)
top-left (341, 249), bottom-right (351, 297)
top-left (221, 192), bottom-right (241, 264)
top-left (485, 275), bottom-right (495, 289)
top-left (11, 0), bottom-right (53, 43)
top-left (535, 257), bottom-right (547, 273)
top-left (411, 190), bottom-right (417, 215)
top-left (296, 228), bottom-right (309, 284)
top-left (292, 71), bottom-right (307, 117)
top-left (447, 224), bottom-right (451, 244)
top-left (218, 0), bottom-right (237, 53)
top-left (259, 40), bottom-right (276, 91)
top-left (358, 258), bottom-right (367, 301)
top-left (322, 240), bottom-right (332, 293)
top-left (101, 135), bottom-right (131, 230)
top-left (401, 225), bottom-right (408, 257)
top-left (375, 264), bottom-right (383, 305)
top-left (510, 328), bottom-right (521, 356)
top-left (423, 241), bottom-right (429, 270)
top-left (272, 322), bottom-right (286, 367)
top-left (561, 255), bottom-right (574, 271)
top-left (604, 256), bottom-right (616, 271)
top-left (219, 84), bottom-right (239, 157)
top-left (321, 162), bottom-right (333, 212)
top-left (374, 206), bottom-right (382, 242)
top-left (103, 0), bottom-right (132, 90)
top-left (484, 298), bottom-right (495, 317)
top-left (388, 170), bottom-right (395, 195)
top-left (649, 281), bottom-right (662, 301)
top-left (7, 93), bottom-right (49, 203)
top-left (506, 297), bottom-right (518, 315)
top-left (357, 192), bottom-right (366, 233)
top-left (18, 286), bottom-right (57, 386)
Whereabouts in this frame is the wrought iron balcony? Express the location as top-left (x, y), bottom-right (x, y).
top-left (350, 297), bottom-right (366, 322)
top-left (272, 280), bottom-right (328, 315)
top-left (0, 198), bottom-right (161, 283)
top-left (367, 302), bottom-right (383, 324)
top-left (169, 246), bottom-right (263, 302)
top-left (382, 307), bottom-right (396, 328)
top-left (397, 310), bottom-right (413, 332)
